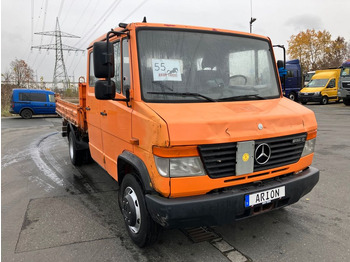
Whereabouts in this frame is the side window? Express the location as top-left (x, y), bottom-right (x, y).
top-left (122, 38), bottom-right (130, 95)
top-left (19, 93), bottom-right (30, 101)
top-left (49, 94), bottom-right (55, 103)
top-left (114, 41), bottom-right (121, 93)
top-left (30, 93), bottom-right (47, 102)
top-left (89, 52), bottom-right (96, 87)
top-left (287, 70), bottom-right (294, 78)
top-left (328, 78), bottom-right (335, 88)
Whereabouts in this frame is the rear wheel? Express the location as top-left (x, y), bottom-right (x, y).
top-left (68, 132), bottom-right (84, 166)
top-left (119, 174), bottom-right (160, 247)
top-left (320, 96), bottom-right (328, 105)
top-left (301, 101), bottom-right (307, 105)
top-left (20, 109), bottom-right (33, 119)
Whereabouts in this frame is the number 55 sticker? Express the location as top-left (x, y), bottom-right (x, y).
top-left (152, 59), bottom-right (182, 81)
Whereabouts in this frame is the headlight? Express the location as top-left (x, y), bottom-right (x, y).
top-left (154, 156), bottom-right (206, 177)
top-left (314, 92), bottom-right (320, 96)
top-left (301, 138), bottom-right (316, 157)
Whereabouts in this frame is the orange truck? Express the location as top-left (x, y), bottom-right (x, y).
top-left (56, 22), bottom-right (319, 247)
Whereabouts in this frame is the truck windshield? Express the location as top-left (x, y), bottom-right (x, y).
top-left (341, 67), bottom-right (350, 77)
top-left (137, 29), bottom-right (280, 102)
top-left (306, 79), bottom-right (328, 88)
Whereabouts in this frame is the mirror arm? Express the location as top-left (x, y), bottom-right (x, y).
top-left (112, 97), bottom-right (131, 108)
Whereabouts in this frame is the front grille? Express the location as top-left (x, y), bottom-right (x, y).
top-left (254, 133), bottom-right (306, 171)
top-left (198, 142), bottom-right (237, 178)
top-left (198, 133), bottom-right (306, 178)
top-left (342, 82), bottom-right (350, 90)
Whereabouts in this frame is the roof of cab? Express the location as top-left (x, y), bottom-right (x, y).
top-left (312, 69), bottom-right (341, 79)
top-left (88, 22), bottom-right (270, 49)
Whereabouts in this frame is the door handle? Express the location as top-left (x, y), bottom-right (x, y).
top-left (100, 111), bottom-right (107, 116)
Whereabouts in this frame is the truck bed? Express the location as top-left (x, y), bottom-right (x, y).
top-left (56, 82), bottom-right (87, 131)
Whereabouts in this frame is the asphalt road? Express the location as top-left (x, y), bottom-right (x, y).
top-left (2, 103), bottom-right (350, 262)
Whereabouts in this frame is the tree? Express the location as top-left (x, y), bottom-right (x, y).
top-left (287, 29), bottom-right (348, 73)
top-left (10, 59), bottom-right (35, 88)
top-left (324, 37), bottom-right (348, 68)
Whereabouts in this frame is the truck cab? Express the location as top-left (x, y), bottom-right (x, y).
top-left (338, 60), bottom-right (350, 105)
top-left (57, 22), bottom-right (319, 247)
top-left (299, 69), bottom-right (341, 105)
top-left (280, 59), bottom-right (302, 101)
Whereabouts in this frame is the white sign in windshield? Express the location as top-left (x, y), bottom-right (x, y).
top-left (152, 59), bottom-right (182, 81)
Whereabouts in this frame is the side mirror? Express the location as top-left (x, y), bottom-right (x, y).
top-left (95, 80), bottom-right (116, 100)
top-left (277, 60), bottom-right (284, 69)
top-left (93, 41), bottom-right (114, 78)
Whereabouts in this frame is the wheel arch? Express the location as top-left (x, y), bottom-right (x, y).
top-left (118, 151), bottom-right (154, 194)
top-left (19, 107), bottom-right (34, 115)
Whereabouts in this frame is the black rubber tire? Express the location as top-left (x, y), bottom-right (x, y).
top-left (20, 109), bottom-right (33, 119)
top-left (289, 92), bottom-right (297, 101)
top-left (343, 98), bottom-right (350, 106)
top-left (68, 131), bottom-right (84, 166)
top-left (320, 96), bottom-right (328, 105)
top-left (118, 174), bottom-right (160, 247)
top-left (301, 101), bottom-right (307, 105)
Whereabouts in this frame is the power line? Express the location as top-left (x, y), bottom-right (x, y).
top-left (58, 0), bottom-right (65, 19)
top-left (75, 0), bottom-right (123, 49)
top-left (40, 0), bottom-right (49, 46)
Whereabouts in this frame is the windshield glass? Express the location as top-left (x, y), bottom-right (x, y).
top-left (137, 29), bottom-right (280, 102)
top-left (341, 67), bottom-right (350, 77)
top-left (306, 79), bottom-right (328, 88)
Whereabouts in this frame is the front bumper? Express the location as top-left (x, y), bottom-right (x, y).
top-left (146, 166), bottom-right (319, 229)
top-left (299, 94), bottom-right (322, 102)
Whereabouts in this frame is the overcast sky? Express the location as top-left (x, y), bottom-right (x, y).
top-left (1, 0), bottom-right (349, 83)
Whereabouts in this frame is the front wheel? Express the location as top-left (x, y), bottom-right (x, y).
top-left (288, 92), bottom-right (297, 101)
top-left (119, 174), bottom-right (160, 247)
top-left (320, 96), bottom-right (328, 105)
top-left (344, 98), bottom-right (350, 106)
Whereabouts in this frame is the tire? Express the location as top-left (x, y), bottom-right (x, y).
top-left (288, 92), bottom-right (297, 101)
top-left (68, 131), bottom-right (84, 166)
top-left (320, 96), bottom-right (328, 105)
top-left (344, 98), bottom-right (350, 106)
top-left (301, 101), bottom-right (307, 105)
top-left (20, 109), bottom-right (33, 119)
top-left (119, 174), bottom-right (160, 247)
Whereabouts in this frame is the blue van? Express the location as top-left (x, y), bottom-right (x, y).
top-left (10, 89), bottom-right (56, 119)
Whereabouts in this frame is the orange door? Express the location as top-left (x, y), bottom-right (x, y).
top-left (100, 37), bottom-right (133, 181)
top-left (86, 51), bottom-right (105, 168)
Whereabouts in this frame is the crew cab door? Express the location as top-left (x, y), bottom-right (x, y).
top-left (86, 51), bottom-right (105, 167)
top-left (100, 37), bottom-right (133, 180)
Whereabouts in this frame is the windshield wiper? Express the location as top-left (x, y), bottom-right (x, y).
top-left (218, 94), bottom-right (265, 101)
top-left (147, 91), bottom-right (217, 102)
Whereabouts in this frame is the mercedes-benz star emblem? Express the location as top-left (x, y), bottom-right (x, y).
top-left (255, 143), bottom-right (271, 165)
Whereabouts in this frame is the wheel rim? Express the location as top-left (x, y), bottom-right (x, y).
top-left (122, 186), bottom-right (141, 233)
top-left (322, 97), bottom-right (327, 104)
top-left (289, 94), bottom-right (295, 101)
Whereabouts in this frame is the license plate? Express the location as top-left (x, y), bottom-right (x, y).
top-left (245, 186), bottom-right (285, 207)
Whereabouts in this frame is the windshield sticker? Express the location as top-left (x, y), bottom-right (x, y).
top-left (152, 59), bottom-right (182, 81)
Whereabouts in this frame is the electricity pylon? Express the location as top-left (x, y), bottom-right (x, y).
top-left (32, 17), bottom-right (83, 89)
